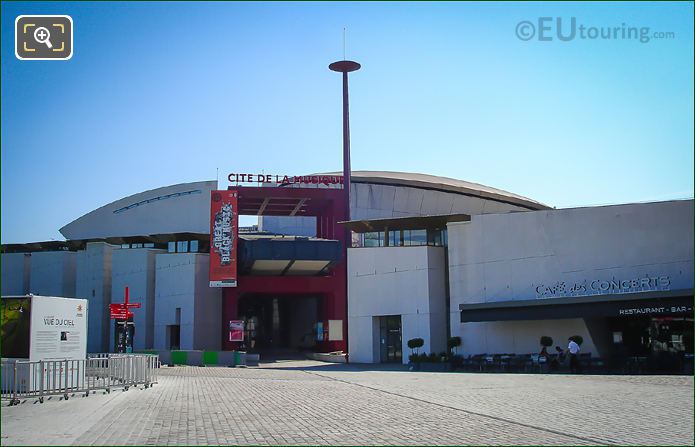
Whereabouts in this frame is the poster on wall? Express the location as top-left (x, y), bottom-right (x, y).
top-left (209, 190), bottom-right (238, 287)
top-left (28, 296), bottom-right (88, 362)
top-left (228, 320), bottom-right (244, 342)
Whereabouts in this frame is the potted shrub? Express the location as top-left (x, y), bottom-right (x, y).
top-left (447, 337), bottom-right (462, 370)
top-left (538, 336), bottom-right (553, 369)
top-left (540, 336), bottom-right (553, 349)
top-left (407, 339), bottom-right (425, 370)
top-left (407, 338), bottom-right (424, 355)
top-left (448, 336), bottom-right (462, 355)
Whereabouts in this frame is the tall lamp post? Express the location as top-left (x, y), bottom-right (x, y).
top-left (329, 59), bottom-right (360, 357)
top-left (328, 60), bottom-right (360, 222)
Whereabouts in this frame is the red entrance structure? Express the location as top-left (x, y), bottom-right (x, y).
top-left (221, 185), bottom-right (348, 353)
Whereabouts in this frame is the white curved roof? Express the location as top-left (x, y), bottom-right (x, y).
top-left (60, 172), bottom-right (548, 240)
top-left (60, 181), bottom-right (217, 240)
top-left (322, 171), bottom-right (550, 210)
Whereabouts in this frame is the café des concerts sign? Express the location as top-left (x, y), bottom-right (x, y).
top-left (535, 274), bottom-right (671, 299)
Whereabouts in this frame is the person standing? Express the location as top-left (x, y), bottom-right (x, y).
top-left (567, 337), bottom-right (581, 373)
top-left (550, 346), bottom-right (565, 371)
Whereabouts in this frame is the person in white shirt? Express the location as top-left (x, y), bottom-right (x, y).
top-left (567, 338), bottom-right (581, 373)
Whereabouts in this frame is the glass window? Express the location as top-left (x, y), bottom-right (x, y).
top-left (132, 243), bottom-right (143, 249)
top-left (363, 232), bottom-right (380, 247)
top-left (177, 241), bottom-right (189, 253)
top-left (167, 241), bottom-right (176, 253)
top-left (389, 230), bottom-right (402, 247)
top-left (410, 229), bottom-right (426, 246)
top-left (144, 243), bottom-right (154, 248)
top-left (427, 229), bottom-right (444, 246)
top-left (121, 244), bottom-right (130, 249)
top-left (190, 240), bottom-right (199, 253)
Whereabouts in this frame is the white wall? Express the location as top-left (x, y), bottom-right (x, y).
top-left (154, 253), bottom-right (221, 351)
top-left (1, 253), bottom-right (31, 295)
top-left (193, 254), bottom-right (222, 350)
top-left (110, 248), bottom-right (164, 351)
top-left (460, 320), bottom-right (598, 356)
top-left (29, 251), bottom-right (77, 298)
top-left (261, 183), bottom-right (528, 236)
top-left (76, 242), bottom-right (115, 353)
top-left (448, 200), bottom-right (695, 356)
top-left (348, 246), bottom-right (447, 364)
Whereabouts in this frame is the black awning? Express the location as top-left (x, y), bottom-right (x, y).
top-left (460, 290), bottom-right (694, 322)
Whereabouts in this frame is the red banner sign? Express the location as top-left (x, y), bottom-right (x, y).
top-left (209, 190), bottom-right (238, 287)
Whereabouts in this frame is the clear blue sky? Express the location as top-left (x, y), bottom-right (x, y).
top-left (2, 1), bottom-right (693, 243)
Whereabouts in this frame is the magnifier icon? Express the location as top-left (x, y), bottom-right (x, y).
top-left (33, 26), bottom-right (53, 49)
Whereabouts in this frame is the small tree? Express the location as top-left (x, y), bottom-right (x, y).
top-left (447, 336), bottom-right (462, 355)
top-left (540, 336), bottom-right (553, 349)
top-left (569, 335), bottom-right (583, 346)
top-left (407, 338), bottom-right (424, 355)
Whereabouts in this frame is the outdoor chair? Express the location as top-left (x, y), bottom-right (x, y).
top-left (499, 354), bottom-right (513, 372)
top-left (590, 357), bottom-right (605, 373)
top-left (470, 354), bottom-right (486, 372)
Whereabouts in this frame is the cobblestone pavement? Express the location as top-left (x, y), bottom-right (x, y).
top-left (1, 361), bottom-right (692, 446)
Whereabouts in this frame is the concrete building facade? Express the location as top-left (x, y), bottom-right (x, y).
top-left (76, 242), bottom-right (114, 353)
top-left (448, 199), bottom-right (693, 359)
top-left (348, 246), bottom-right (447, 363)
top-left (2, 173), bottom-right (691, 373)
top-left (109, 247), bottom-right (164, 352)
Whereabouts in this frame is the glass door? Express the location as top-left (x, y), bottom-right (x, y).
top-left (379, 315), bottom-right (402, 363)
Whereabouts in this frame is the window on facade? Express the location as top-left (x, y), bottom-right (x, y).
top-left (177, 241), bottom-right (189, 253)
top-left (144, 243), bottom-right (154, 248)
top-left (190, 240), bottom-right (199, 253)
top-left (121, 244), bottom-right (130, 249)
top-left (410, 229), bottom-right (427, 246)
top-left (363, 232), bottom-right (383, 247)
top-left (354, 228), bottom-right (448, 248)
top-left (167, 241), bottom-right (176, 253)
top-left (427, 230), bottom-right (439, 246)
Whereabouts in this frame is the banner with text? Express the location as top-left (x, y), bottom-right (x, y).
top-left (209, 190), bottom-right (238, 287)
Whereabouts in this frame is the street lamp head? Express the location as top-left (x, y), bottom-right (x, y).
top-left (329, 60), bottom-right (361, 73)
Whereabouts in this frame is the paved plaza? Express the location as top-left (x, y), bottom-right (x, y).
top-left (1, 360), bottom-right (693, 446)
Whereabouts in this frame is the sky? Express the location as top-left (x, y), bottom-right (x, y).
top-left (1, 1), bottom-right (693, 243)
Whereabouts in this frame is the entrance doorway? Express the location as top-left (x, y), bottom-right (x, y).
top-left (607, 315), bottom-right (693, 373)
top-left (237, 295), bottom-right (320, 353)
top-left (379, 315), bottom-right (402, 363)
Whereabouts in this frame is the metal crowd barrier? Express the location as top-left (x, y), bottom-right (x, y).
top-left (1, 354), bottom-right (159, 406)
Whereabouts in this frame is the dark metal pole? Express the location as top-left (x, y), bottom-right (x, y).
top-left (329, 60), bottom-right (360, 222)
top-left (329, 60), bottom-right (360, 358)
top-left (342, 71), bottom-right (351, 221)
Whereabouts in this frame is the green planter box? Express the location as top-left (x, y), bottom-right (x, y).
top-left (171, 350), bottom-right (188, 365)
top-left (202, 351), bottom-right (219, 366)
